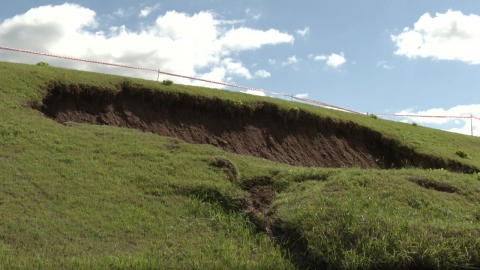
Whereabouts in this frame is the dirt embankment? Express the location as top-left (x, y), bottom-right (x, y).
top-left (32, 82), bottom-right (476, 172)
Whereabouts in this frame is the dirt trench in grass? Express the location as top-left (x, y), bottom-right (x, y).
top-left (32, 81), bottom-right (476, 172)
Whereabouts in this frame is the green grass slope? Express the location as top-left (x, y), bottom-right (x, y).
top-left (0, 61), bottom-right (480, 269)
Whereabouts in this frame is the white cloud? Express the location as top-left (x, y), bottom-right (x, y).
top-left (314, 53), bottom-right (346, 68)
top-left (245, 90), bottom-right (266, 96)
top-left (0, 4), bottom-right (294, 88)
top-left (377, 60), bottom-right (393, 70)
top-left (395, 104), bottom-right (480, 135)
top-left (255, 69), bottom-right (271, 78)
top-left (395, 108), bottom-right (450, 125)
top-left (113, 7), bottom-right (134, 18)
top-left (295, 27), bottom-right (310, 37)
top-left (139, 4), bottom-right (161, 17)
top-left (245, 8), bottom-right (261, 20)
top-left (282, 55), bottom-right (298, 66)
top-left (221, 28), bottom-right (294, 51)
top-left (268, 59), bottom-right (276, 64)
top-left (396, 107), bottom-right (469, 125)
top-left (328, 107), bottom-right (355, 113)
top-left (222, 58), bottom-right (252, 79)
top-left (448, 124), bottom-right (477, 136)
top-left (326, 53), bottom-right (346, 68)
top-left (114, 8), bottom-right (126, 17)
top-left (391, 10), bottom-right (480, 64)
top-left (294, 93), bottom-right (308, 98)
top-left (218, 19), bottom-right (245, 25)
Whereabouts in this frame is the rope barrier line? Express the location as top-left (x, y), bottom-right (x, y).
top-left (291, 96), bottom-right (364, 115)
top-left (0, 46), bottom-right (158, 72)
top-left (374, 114), bottom-right (472, 119)
top-left (374, 114), bottom-right (478, 136)
top-left (0, 45), bottom-right (363, 113)
top-left (0, 45), bottom-right (286, 96)
top-left (157, 70), bottom-right (287, 96)
top-left (0, 45), bottom-right (375, 115)
top-left (0, 45), bottom-right (477, 121)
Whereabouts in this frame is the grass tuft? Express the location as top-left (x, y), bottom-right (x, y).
top-left (456, 150), bottom-right (470, 159)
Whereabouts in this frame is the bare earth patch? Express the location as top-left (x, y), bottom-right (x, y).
top-left (31, 82), bottom-right (477, 172)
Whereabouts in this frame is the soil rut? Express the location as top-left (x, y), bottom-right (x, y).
top-left (32, 82), bottom-right (477, 172)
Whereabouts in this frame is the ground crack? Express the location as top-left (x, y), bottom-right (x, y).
top-left (239, 176), bottom-right (323, 269)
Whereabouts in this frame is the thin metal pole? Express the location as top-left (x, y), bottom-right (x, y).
top-left (471, 114), bottom-right (473, 136)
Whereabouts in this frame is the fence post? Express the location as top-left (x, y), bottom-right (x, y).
top-left (157, 70), bottom-right (160, 82)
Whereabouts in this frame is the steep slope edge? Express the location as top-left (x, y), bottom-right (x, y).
top-left (32, 81), bottom-right (477, 172)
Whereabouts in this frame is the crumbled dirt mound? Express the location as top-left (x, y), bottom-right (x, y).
top-left (31, 82), bottom-right (477, 172)
top-left (209, 157), bottom-right (239, 181)
top-left (248, 186), bottom-right (276, 210)
top-left (241, 185), bottom-right (275, 227)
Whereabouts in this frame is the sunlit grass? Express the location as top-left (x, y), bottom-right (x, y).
top-left (0, 61), bottom-right (479, 269)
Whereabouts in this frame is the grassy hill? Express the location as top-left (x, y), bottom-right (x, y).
top-left (1, 61), bottom-right (480, 269)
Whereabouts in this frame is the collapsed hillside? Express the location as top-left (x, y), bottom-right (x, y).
top-left (33, 81), bottom-right (477, 173)
top-left (1, 61), bottom-right (478, 269)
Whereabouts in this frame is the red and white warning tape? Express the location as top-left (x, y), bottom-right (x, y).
top-left (157, 70), bottom-right (286, 96)
top-left (0, 45), bottom-right (286, 97)
top-left (0, 46), bottom-right (158, 72)
top-left (291, 96), bottom-right (364, 114)
top-left (374, 114), bottom-right (472, 119)
top-left (0, 45), bottom-right (364, 113)
top-left (1, 45), bottom-right (477, 120)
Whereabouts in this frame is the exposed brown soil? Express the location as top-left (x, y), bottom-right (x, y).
top-left (241, 185), bottom-right (275, 230)
top-left (239, 176), bottom-right (323, 269)
top-left (410, 178), bottom-right (458, 193)
top-left (32, 82), bottom-right (477, 172)
top-left (240, 177), bottom-right (275, 220)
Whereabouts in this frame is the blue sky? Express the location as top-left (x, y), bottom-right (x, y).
top-left (1, 1), bottom-right (480, 135)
